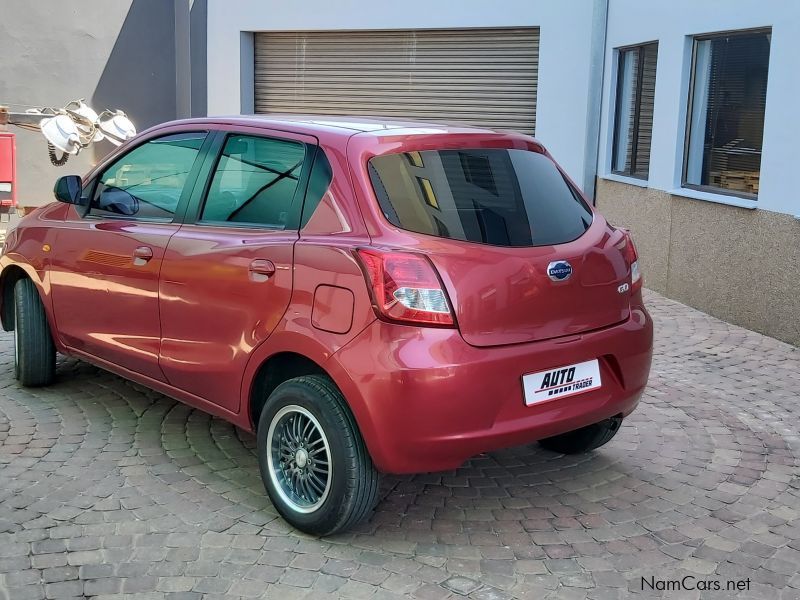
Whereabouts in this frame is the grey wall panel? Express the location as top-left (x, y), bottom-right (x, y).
top-left (0, 0), bottom-right (179, 206)
top-left (190, 0), bottom-right (208, 117)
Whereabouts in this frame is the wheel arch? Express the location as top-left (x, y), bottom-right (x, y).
top-left (0, 263), bottom-right (39, 332)
top-left (248, 351), bottom-right (328, 431)
top-left (240, 326), bottom-right (385, 471)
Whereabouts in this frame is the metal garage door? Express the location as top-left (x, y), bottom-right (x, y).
top-left (254, 28), bottom-right (539, 134)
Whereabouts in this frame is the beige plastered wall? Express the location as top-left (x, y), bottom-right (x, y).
top-left (596, 178), bottom-right (800, 346)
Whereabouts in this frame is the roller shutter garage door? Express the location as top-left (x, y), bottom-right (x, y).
top-left (254, 28), bottom-right (539, 134)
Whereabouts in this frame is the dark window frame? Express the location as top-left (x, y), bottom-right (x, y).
top-left (681, 27), bottom-right (771, 200)
top-left (611, 41), bottom-right (658, 180)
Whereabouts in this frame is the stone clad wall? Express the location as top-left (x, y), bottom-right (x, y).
top-left (596, 178), bottom-right (800, 346)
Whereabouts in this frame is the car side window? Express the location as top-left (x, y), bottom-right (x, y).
top-left (300, 149), bottom-right (333, 228)
top-left (200, 134), bottom-right (306, 229)
top-left (91, 132), bottom-right (207, 220)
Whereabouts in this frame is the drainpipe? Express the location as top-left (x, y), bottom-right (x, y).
top-left (582, 0), bottom-right (610, 204)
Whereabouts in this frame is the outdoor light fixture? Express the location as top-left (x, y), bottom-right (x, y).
top-left (39, 114), bottom-right (81, 156)
top-left (66, 100), bottom-right (104, 144)
top-left (97, 110), bottom-right (137, 147)
top-left (0, 99), bottom-right (136, 165)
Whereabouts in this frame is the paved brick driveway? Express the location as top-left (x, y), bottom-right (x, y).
top-left (0, 291), bottom-right (798, 600)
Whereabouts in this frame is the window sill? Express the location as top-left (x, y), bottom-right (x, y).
top-left (600, 173), bottom-right (649, 188)
top-left (668, 188), bottom-right (757, 209)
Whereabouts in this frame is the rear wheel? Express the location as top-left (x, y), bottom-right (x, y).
top-left (539, 416), bottom-right (623, 454)
top-left (256, 374), bottom-right (379, 535)
top-left (13, 278), bottom-right (56, 387)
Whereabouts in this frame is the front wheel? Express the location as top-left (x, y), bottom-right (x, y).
top-left (538, 416), bottom-right (623, 454)
top-left (256, 375), bottom-right (379, 535)
top-left (13, 278), bottom-right (56, 387)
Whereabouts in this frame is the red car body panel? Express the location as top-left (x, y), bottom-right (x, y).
top-left (0, 116), bottom-right (653, 474)
top-left (327, 305), bottom-right (651, 473)
top-left (158, 223), bottom-right (296, 412)
top-left (50, 217), bottom-right (179, 381)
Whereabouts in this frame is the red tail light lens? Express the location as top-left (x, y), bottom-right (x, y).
top-left (621, 230), bottom-right (642, 291)
top-left (356, 248), bottom-right (455, 327)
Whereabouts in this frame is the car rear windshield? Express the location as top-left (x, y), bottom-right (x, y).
top-left (368, 149), bottom-right (593, 247)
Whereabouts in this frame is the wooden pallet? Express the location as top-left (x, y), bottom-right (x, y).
top-left (708, 170), bottom-right (759, 195)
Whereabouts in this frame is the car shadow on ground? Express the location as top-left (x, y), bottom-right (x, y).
top-left (38, 355), bottom-right (629, 547)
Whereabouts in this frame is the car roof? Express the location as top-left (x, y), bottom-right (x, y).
top-left (147, 114), bottom-right (522, 140)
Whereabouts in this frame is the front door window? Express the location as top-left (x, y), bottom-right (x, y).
top-left (92, 132), bottom-right (207, 220)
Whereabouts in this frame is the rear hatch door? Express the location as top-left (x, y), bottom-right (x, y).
top-left (365, 146), bottom-right (631, 347)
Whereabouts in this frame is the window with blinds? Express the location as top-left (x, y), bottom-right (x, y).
top-left (684, 30), bottom-right (771, 198)
top-left (612, 43), bottom-right (658, 179)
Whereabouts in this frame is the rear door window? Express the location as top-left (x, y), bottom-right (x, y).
top-left (200, 134), bottom-right (306, 229)
top-left (368, 149), bottom-right (593, 247)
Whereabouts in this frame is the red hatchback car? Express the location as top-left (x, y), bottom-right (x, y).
top-left (0, 116), bottom-right (652, 534)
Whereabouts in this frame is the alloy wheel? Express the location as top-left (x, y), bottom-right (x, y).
top-left (266, 405), bottom-right (332, 513)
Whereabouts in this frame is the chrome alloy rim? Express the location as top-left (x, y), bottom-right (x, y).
top-left (266, 405), bottom-right (332, 513)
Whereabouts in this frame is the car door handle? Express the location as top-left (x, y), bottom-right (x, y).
top-left (133, 246), bottom-right (153, 265)
top-left (249, 259), bottom-right (276, 281)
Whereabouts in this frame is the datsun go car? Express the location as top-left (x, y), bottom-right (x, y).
top-left (0, 116), bottom-right (653, 535)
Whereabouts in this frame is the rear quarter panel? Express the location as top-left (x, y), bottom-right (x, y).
top-left (238, 134), bottom-right (377, 430)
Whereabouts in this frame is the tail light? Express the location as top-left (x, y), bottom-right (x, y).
top-left (355, 248), bottom-right (455, 327)
top-left (621, 230), bottom-right (642, 291)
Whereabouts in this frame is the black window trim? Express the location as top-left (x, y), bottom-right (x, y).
top-left (681, 27), bottom-right (771, 201)
top-left (82, 130), bottom-right (212, 224)
top-left (611, 40), bottom-right (658, 181)
top-left (187, 130), bottom-right (315, 232)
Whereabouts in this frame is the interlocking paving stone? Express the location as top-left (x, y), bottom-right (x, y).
top-left (0, 291), bottom-right (798, 598)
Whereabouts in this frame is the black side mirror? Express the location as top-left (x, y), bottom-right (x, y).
top-left (54, 175), bottom-right (83, 204)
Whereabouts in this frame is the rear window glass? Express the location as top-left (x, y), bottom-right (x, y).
top-left (368, 149), bottom-right (593, 247)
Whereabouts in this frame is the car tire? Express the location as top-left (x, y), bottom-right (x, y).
top-left (256, 374), bottom-right (379, 536)
top-left (13, 278), bottom-right (56, 387)
top-left (538, 416), bottom-right (623, 454)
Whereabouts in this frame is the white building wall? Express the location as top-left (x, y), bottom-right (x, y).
top-left (205, 0), bottom-right (602, 191)
top-left (598, 0), bottom-right (800, 217)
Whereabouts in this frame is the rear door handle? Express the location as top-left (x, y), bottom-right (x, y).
top-left (133, 246), bottom-right (153, 266)
top-left (249, 259), bottom-right (276, 281)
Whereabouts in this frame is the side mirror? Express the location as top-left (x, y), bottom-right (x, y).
top-left (54, 175), bottom-right (83, 204)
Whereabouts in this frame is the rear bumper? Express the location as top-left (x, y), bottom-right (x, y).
top-left (327, 303), bottom-right (653, 474)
